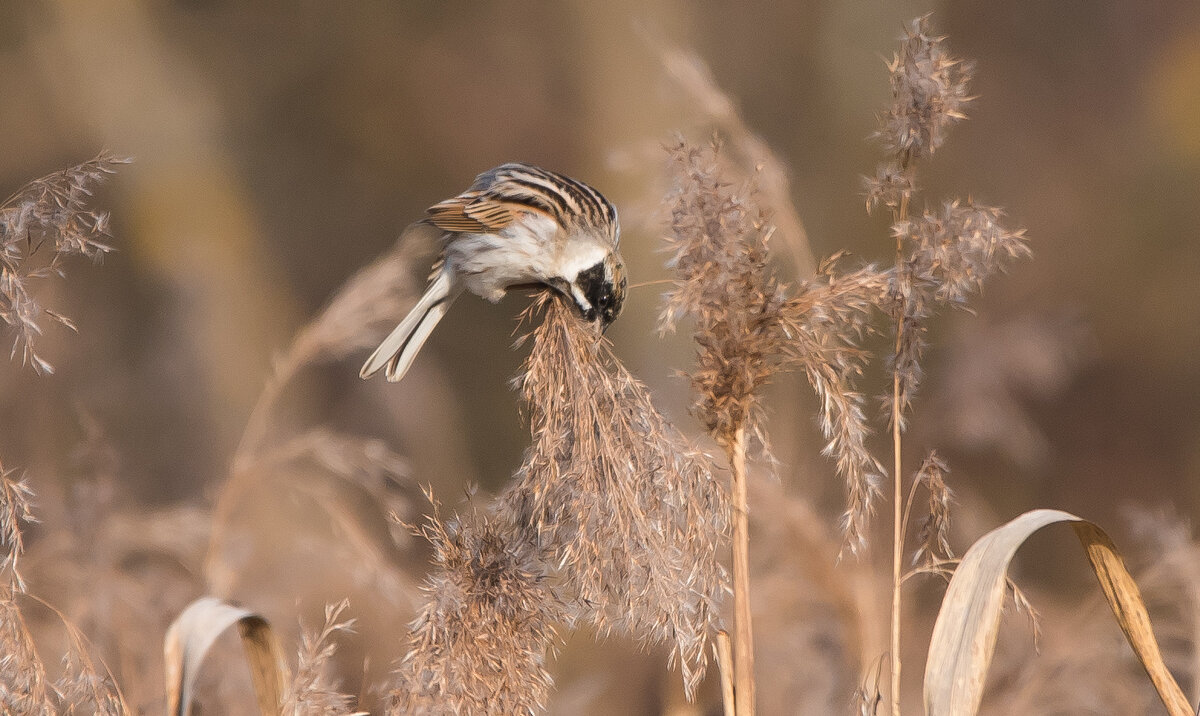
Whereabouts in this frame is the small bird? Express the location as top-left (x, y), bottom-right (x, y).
top-left (360, 163), bottom-right (626, 383)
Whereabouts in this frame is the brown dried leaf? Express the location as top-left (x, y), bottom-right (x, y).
top-left (924, 509), bottom-right (1190, 716)
top-left (164, 596), bottom-right (288, 716)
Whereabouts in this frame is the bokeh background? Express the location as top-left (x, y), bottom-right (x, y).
top-left (2, 1), bottom-right (1200, 713)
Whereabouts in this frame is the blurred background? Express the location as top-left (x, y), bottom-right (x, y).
top-left (2, 0), bottom-right (1199, 713)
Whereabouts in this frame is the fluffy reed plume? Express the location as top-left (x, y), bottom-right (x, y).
top-left (910, 451), bottom-right (952, 568)
top-left (661, 136), bottom-right (890, 713)
top-left (502, 295), bottom-right (729, 696)
top-left (659, 137), bottom-right (785, 449)
top-left (283, 600), bottom-right (363, 716)
top-left (393, 295), bottom-right (729, 712)
top-left (867, 18), bottom-right (1029, 420)
top-left (391, 501), bottom-right (560, 716)
top-left (661, 138), bottom-right (889, 555)
top-left (1, 466), bottom-right (35, 592)
top-left (0, 153), bottom-right (127, 374)
top-left (0, 598), bottom-right (49, 710)
top-left (889, 202), bottom-right (1031, 418)
top-left (0, 465), bottom-right (128, 713)
top-left (0, 466), bottom-right (47, 710)
top-left (0, 156), bottom-right (131, 712)
top-left (870, 15), bottom-right (973, 175)
top-left (661, 139), bottom-right (889, 552)
top-left (864, 17), bottom-right (1028, 714)
top-left (781, 260), bottom-right (890, 554)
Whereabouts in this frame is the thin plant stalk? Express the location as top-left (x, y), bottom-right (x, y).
top-left (716, 630), bottom-right (735, 716)
top-left (890, 367), bottom-right (904, 715)
top-left (730, 425), bottom-right (755, 715)
top-left (890, 189), bottom-right (910, 716)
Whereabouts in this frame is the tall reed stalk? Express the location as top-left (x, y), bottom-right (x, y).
top-left (889, 194), bottom-right (909, 715)
top-left (729, 425), bottom-right (755, 714)
top-left (864, 17), bottom-right (1029, 712)
top-left (661, 137), bottom-right (888, 713)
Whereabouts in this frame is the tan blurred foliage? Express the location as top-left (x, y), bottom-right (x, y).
top-left (3, 1), bottom-right (1200, 713)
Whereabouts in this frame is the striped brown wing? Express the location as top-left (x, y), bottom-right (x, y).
top-left (427, 191), bottom-right (495, 232)
top-left (427, 190), bottom-right (543, 233)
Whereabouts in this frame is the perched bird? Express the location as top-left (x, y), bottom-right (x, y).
top-left (360, 163), bottom-right (626, 383)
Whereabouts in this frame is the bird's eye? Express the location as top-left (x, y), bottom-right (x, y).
top-left (596, 293), bottom-right (611, 309)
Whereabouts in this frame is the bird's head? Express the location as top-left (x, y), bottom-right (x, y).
top-left (571, 252), bottom-right (626, 328)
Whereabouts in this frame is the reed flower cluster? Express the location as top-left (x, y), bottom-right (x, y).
top-left (394, 295), bottom-right (729, 709)
top-left (890, 201), bottom-right (1031, 417)
top-left (1, 465), bottom-right (129, 712)
top-left (659, 138), bottom-right (787, 449)
top-left (872, 15), bottom-right (973, 170)
top-left (861, 17), bottom-right (1030, 714)
top-left (391, 505), bottom-right (558, 715)
top-left (0, 153), bottom-right (127, 374)
top-left (504, 296), bottom-right (729, 694)
top-left (1, 156), bottom-right (130, 712)
top-left (662, 138), bottom-right (890, 553)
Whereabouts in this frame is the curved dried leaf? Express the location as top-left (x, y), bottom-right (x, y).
top-left (924, 508), bottom-right (1191, 716)
top-left (164, 596), bottom-right (288, 716)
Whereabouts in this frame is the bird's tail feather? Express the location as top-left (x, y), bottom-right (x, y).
top-left (360, 269), bottom-right (460, 382)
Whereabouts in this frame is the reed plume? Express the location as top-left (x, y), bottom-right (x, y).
top-left (393, 293), bottom-right (730, 711)
top-left (864, 17), bottom-right (1029, 713)
top-left (0, 153), bottom-right (128, 374)
top-left (0, 155), bottom-right (131, 713)
top-left (283, 600), bottom-right (363, 716)
top-left (660, 136), bottom-right (891, 713)
top-left (390, 500), bottom-right (560, 716)
top-left (502, 295), bottom-right (729, 696)
top-left (0, 464), bottom-right (129, 714)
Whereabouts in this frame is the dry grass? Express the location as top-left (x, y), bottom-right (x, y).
top-left (0, 15), bottom-right (1190, 716)
top-left (391, 500), bottom-right (559, 715)
top-left (504, 296), bottom-right (729, 692)
top-left (0, 153), bottom-right (127, 374)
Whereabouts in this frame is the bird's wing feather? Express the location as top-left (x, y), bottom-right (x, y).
top-left (428, 190), bottom-right (537, 233)
top-left (427, 191), bottom-right (495, 232)
top-left (428, 181), bottom-right (559, 234)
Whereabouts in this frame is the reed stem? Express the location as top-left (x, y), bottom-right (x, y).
top-left (730, 425), bottom-right (755, 715)
top-left (889, 191), bottom-right (910, 715)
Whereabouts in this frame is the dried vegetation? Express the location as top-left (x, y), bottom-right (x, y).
top-left (0, 15), bottom-right (1193, 716)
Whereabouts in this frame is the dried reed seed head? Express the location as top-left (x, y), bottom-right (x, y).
top-left (898, 201), bottom-right (1031, 307)
top-left (781, 263), bottom-right (892, 556)
top-left (660, 137), bottom-right (894, 554)
top-left (863, 161), bottom-right (915, 215)
top-left (0, 592), bottom-right (128, 714)
top-left (503, 294), bottom-right (729, 698)
top-left (0, 153), bottom-right (128, 374)
top-left (283, 600), bottom-right (361, 716)
top-left (889, 200), bottom-right (1030, 417)
top-left (911, 451), bottom-right (953, 567)
top-left (0, 597), bottom-right (53, 711)
top-left (0, 153), bottom-right (127, 258)
top-left (0, 467), bottom-right (36, 592)
top-left (660, 137), bottom-right (790, 448)
top-left (875, 16), bottom-right (973, 164)
top-left (49, 642), bottom-right (128, 716)
top-left (393, 508), bottom-right (559, 716)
